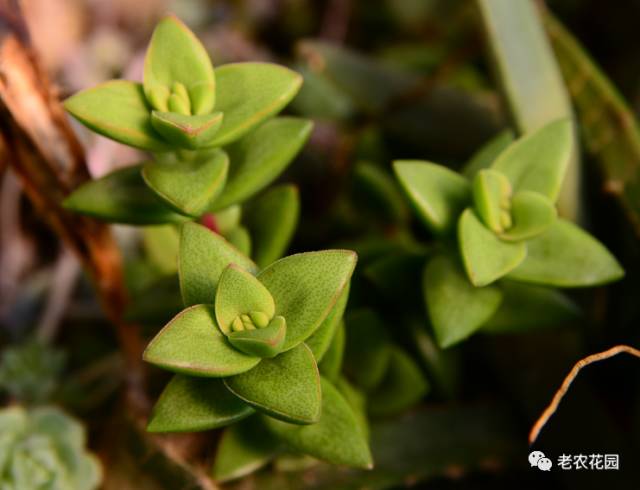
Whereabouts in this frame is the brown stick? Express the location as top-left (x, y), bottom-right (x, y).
top-left (0, 0), bottom-right (148, 414)
top-left (529, 344), bottom-right (640, 445)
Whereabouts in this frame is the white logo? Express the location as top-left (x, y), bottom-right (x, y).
top-left (529, 451), bottom-right (553, 471)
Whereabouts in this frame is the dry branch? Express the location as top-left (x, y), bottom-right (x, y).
top-left (529, 344), bottom-right (640, 444)
top-left (0, 0), bottom-right (148, 415)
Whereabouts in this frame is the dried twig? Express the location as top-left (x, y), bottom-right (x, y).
top-left (529, 344), bottom-right (640, 444)
top-left (0, 0), bottom-right (148, 414)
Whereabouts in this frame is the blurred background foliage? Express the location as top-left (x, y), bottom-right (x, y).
top-left (2, 0), bottom-right (640, 488)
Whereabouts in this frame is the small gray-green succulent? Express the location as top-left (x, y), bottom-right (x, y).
top-left (0, 406), bottom-right (101, 490)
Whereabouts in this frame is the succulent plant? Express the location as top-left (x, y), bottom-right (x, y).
top-left (63, 15), bottom-right (311, 223)
top-left (394, 119), bottom-right (624, 347)
top-left (142, 222), bottom-right (371, 469)
top-left (0, 406), bottom-right (101, 490)
top-left (0, 341), bottom-right (65, 405)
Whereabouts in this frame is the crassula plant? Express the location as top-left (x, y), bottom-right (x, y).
top-left (63, 14), bottom-right (311, 224)
top-left (60, 14), bottom-right (372, 476)
top-left (143, 223), bottom-right (371, 469)
top-left (394, 119), bottom-right (624, 347)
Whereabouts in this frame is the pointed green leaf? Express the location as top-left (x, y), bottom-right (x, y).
top-left (483, 281), bottom-right (580, 333)
top-left (225, 226), bottom-right (252, 257)
top-left (462, 130), bottom-right (515, 178)
top-left (212, 117), bottom-right (312, 210)
top-left (142, 225), bottom-right (180, 275)
top-left (472, 169), bottom-right (512, 233)
top-left (318, 321), bottom-right (345, 381)
top-left (143, 305), bottom-right (260, 376)
top-left (147, 375), bottom-right (253, 432)
top-left (368, 347), bottom-right (429, 417)
top-left (500, 190), bottom-right (556, 242)
top-left (142, 149), bottom-right (228, 217)
top-left (306, 283), bottom-right (349, 362)
top-left (263, 377), bottom-right (373, 469)
top-left (224, 344), bottom-right (321, 425)
top-left (213, 417), bottom-right (280, 483)
top-left (228, 316), bottom-right (287, 358)
top-left (64, 81), bottom-right (168, 150)
top-left (179, 222), bottom-right (257, 306)
top-left (343, 309), bottom-right (391, 391)
top-left (244, 185), bottom-right (300, 268)
top-left (215, 264), bottom-right (275, 334)
top-left (424, 254), bottom-right (503, 348)
top-left (63, 164), bottom-right (186, 224)
top-left (492, 119), bottom-right (573, 201)
top-left (352, 161), bottom-right (410, 225)
top-left (393, 161), bottom-right (470, 234)
top-left (150, 111), bottom-right (223, 149)
top-left (143, 15), bottom-right (215, 114)
top-left (334, 376), bottom-right (369, 440)
top-left (507, 219), bottom-right (624, 286)
top-left (209, 63), bottom-right (303, 146)
top-left (458, 208), bottom-right (526, 286)
top-left (257, 250), bottom-right (357, 350)
top-left (213, 205), bottom-right (242, 234)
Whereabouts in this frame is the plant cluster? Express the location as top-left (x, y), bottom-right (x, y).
top-left (63, 15), bottom-right (373, 473)
top-left (394, 119), bottom-right (623, 347)
top-left (55, 11), bottom-right (627, 486)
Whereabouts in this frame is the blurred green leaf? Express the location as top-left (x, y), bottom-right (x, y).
top-left (491, 119), bottom-right (572, 202)
top-left (394, 161), bottom-right (470, 234)
top-left (213, 417), bottom-right (280, 483)
top-left (424, 254), bottom-right (502, 348)
top-left (462, 129), bottom-right (515, 178)
top-left (318, 321), bottom-right (345, 382)
top-left (63, 165), bottom-right (186, 225)
top-left (147, 375), bottom-right (252, 432)
top-left (306, 284), bottom-right (349, 362)
top-left (507, 219), bottom-right (624, 287)
top-left (142, 225), bottom-right (180, 275)
top-left (483, 281), bottom-right (580, 333)
top-left (501, 190), bottom-right (556, 242)
top-left (458, 208), bottom-right (526, 286)
top-left (244, 185), bottom-right (300, 268)
top-left (343, 309), bottom-right (391, 391)
top-left (263, 378), bottom-right (372, 469)
top-left (368, 347), bottom-right (429, 417)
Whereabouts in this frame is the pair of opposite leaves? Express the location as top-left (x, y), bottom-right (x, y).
top-left (142, 222), bottom-right (372, 469)
top-left (394, 119), bottom-right (624, 347)
top-left (64, 15), bottom-right (311, 220)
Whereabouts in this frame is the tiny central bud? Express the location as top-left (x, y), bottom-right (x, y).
top-left (167, 82), bottom-right (192, 115)
top-left (231, 311), bottom-right (271, 332)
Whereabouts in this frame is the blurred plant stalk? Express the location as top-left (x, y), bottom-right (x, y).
top-left (477, 0), bottom-right (581, 221)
